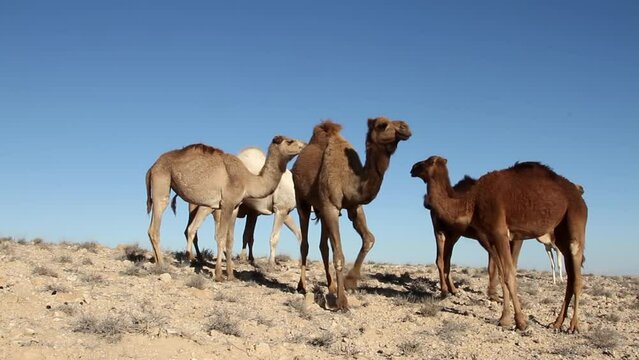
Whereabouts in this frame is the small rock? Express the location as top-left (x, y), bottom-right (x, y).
top-left (24, 328), bottom-right (36, 335)
top-left (255, 342), bottom-right (271, 357)
top-left (159, 273), bottom-right (172, 282)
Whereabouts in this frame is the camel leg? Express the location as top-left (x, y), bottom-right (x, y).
top-left (283, 213), bottom-right (302, 244)
top-left (552, 219), bottom-right (585, 333)
top-left (323, 207), bottom-right (348, 310)
top-left (494, 234), bottom-right (527, 330)
top-left (296, 202), bottom-right (311, 293)
top-left (183, 203), bottom-right (201, 260)
top-left (268, 210), bottom-right (287, 264)
top-left (345, 206), bottom-right (375, 290)
top-left (318, 219), bottom-right (335, 293)
top-left (442, 232), bottom-right (460, 296)
top-left (185, 206), bottom-right (213, 262)
top-left (544, 244), bottom-right (557, 284)
top-left (240, 211), bottom-right (258, 262)
top-left (224, 207), bottom-right (239, 280)
top-left (147, 179), bottom-right (170, 267)
top-left (487, 253), bottom-right (500, 302)
top-left (433, 218), bottom-right (449, 296)
top-left (213, 209), bottom-right (226, 281)
top-left (556, 245), bottom-right (564, 283)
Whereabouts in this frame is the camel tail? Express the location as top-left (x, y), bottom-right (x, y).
top-left (145, 168), bottom-right (152, 214)
top-left (171, 195), bottom-right (178, 215)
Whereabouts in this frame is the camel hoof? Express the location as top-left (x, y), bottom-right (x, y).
top-left (215, 276), bottom-right (224, 282)
top-left (239, 251), bottom-right (247, 262)
top-left (515, 319), bottom-right (528, 331)
top-left (498, 316), bottom-right (513, 328)
top-left (336, 296), bottom-right (349, 311)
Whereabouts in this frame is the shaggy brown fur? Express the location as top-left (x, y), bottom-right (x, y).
top-left (292, 117), bottom-right (411, 310)
top-left (411, 156), bottom-right (587, 332)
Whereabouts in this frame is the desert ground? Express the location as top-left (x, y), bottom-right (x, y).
top-left (0, 237), bottom-right (637, 360)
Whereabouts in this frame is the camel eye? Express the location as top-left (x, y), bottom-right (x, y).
top-left (286, 140), bottom-right (293, 145)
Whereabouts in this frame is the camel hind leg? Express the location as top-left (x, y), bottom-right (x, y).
top-left (296, 202), bottom-right (311, 293)
top-left (185, 206), bottom-right (213, 262)
top-left (319, 219), bottom-right (335, 293)
top-left (240, 211), bottom-right (258, 262)
top-left (268, 210), bottom-right (287, 264)
top-left (345, 205), bottom-right (375, 290)
top-left (147, 174), bottom-right (171, 267)
top-left (492, 232), bottom-right (527, 330)
top-left (552, 215), bottom-right (586, 333)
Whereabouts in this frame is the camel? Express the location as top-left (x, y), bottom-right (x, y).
top-left (293, 117), bottom-right (411, 310)
top-left (175, 147), bottom-right (301, 265)
top-left (145, 136), bottom-right (305, 281)
top-left (419, 176), bottom-right (577, 300)
top-left (410, 156), bottom-right (587, 332)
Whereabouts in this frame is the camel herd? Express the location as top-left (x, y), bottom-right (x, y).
top-left (145, 117), bottom-right (587, 333)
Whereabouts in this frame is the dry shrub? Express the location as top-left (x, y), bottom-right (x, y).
top-left (308, 331), bottom-right (335, 348)
top-left (77, 242), bottom-right (100, 253)
top-left (437, 319), bottom-right (468, 343)
top-left (398, 339), bottom-right (422, 355)
top-left (55, 303), bottom-right (76, 316)
top-left (588, 326), bottom-right (620, 349)
top-left (82, 258), bottom-right (94, 266)
top-left (45, 283), bottom-right (70, 293)
top-left (274, 254), bottom-right (292, 263)
top-left (417, 300), bottom-right (441, 317)
top-left (122, 264), bottom-right (148, 277)
top-left (185, 275), bottom-right (208, 290)
top-left (206, 312), bottom-right (241, 337)
top-left (33, 266), bottom-right (59, 278)
top-left (72, 314), bottom-right (129, 342)
top-left (56, 255), bottom-right (73, 264)
top-left (81, 273), bottom-right (105, 284)
top-left (121, 244), bottom-right (147, 263)
top-left (284, 298), bottom-right (312, 320)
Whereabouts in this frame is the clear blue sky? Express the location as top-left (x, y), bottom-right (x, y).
top-left (1, 1), bottom-right (637, 275)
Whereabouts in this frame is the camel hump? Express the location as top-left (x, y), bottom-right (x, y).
top-left (314, 120), bottom-right (342, 137)
top-left (453, 175), bottom-right (477, 192)
top-left (181, 143), bottom-right (224, 155)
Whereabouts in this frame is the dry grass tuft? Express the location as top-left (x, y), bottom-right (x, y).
top-left (308, 331), bottom-right (335, 348)
top-left (82, 258), bottom-right (94, 266)
top-left (588, 326), bottom-right (621, 349)
top-left (397, 339), bottom-right (422, 355)
top-left (72, 314), bottom-right (129, 342)
top-left (274, 254), bottom-right (292, 263)
top-left (185, 275), bottom-right (208, 290)
top-left (121, 244), bottom-right (147, 263)
top-left (45, 283), bottom-right (70, 293)
top-left (121, 264), bottom-right (148, 277)
top-left (77, 241), bottom-right (100, 253)
top-left (284, 298), bottom-right (312, 320)
top-left (56, 255), bottom-right (73, 264)
top-left (33, 265), bottom-right (59, 278)
top-left (206, 312), bottom-right (241, 337)
top-left (81, 273), bottom-right (106, 284)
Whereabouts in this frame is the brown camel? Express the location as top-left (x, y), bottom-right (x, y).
top-left (410, 156), bottom-right (587, 332)
top-left (420, 176), bottom-right (583, 300)
top-left (293, 117), bottom-right (411, 310)
top-left (145, 136), bottom-right (305, 281)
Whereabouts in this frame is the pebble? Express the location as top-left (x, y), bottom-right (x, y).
top-left (254, 342), bottom-right (271, 357)
top-left (159, 273), bottom-right (172, 282)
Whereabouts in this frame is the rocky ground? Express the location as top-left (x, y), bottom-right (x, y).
top-left (0, 237), bottom-right (637, 359)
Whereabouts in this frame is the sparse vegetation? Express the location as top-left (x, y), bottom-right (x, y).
top-left (33, 265), bottom-right (59, 278)
top-left (82, 258), bottom-right (94, 265)
top-left (77, 241), bottom-right (100, 253)
top-left (81, 273), bottom-right (105, 284)
top-left (185, 275), bottom-right (208, 290)
top-left (589, 286), bottom-right (613, 298)
top-left (206, 312), bottom-right (241, 337)
top-left (122, 264), bottom-right (147, 277)
top-left (437, 319), bottom-right (469, 343)
top-left (284, 298), bottom-right (312, 320)
top-left (121, 244), bottom-right (147, 263)
top-left (588, 326), bottom-right (621, 349)
top-left (56, 255), bottom-right (73, 264)
top-left (416, 300), bottom-right (441, 317)
top-left (72, 314), bottom-right (129, 342)
top-left (397, 339), bottom-right (422, 355)
top-left (45, 283), bottom-right (70, 293)
top-left (308, 331), bottom-right (335, 348)
top-left (274, 254), bottom-right (292, 263)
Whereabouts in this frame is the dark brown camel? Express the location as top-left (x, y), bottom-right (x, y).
top-left (410, 156), bottom-right (587, 332)
top-left (293, 118), bottom-right (411, 310)
top-left (421, 175), bottom-right (583, 300)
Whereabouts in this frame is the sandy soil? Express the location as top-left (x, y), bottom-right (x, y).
top-left (1, 238), bottom-right (637, 359)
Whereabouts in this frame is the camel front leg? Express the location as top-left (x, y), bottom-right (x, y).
top-left (494, 235), bottom-right (527, 330)
top-left (240, 211), bottom-right (258, 262)
top-left (268, 210), bottom-right (287, 264)
top-left (345, 206), bottom-right (375, 290)
top-left (323, 207), bottom-right (348, 310)
top-left (318, 219), bottom-right (335, 293)
top-left (296, 202), bottom-right (311, 294)
top-left (224, 207), bottom-right (239, 280)
top-left (442, 232), bottom-right (460, 296)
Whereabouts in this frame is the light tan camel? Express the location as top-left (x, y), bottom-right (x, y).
top-left (293, 118), bottom-right (411, 310)
top-left (410, 157), bottom-right (587, 332)
top-left (145, 136), bottom-right (305, 280)
top-left (176, 147), bottom-right (301, 264)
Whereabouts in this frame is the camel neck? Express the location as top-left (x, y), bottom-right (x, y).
top-left (356, 142), bottom-right (392, 204)
top-left (245, 144), bottom-right (287, 199)
top-left (426, 169), bottom-right (473, 226)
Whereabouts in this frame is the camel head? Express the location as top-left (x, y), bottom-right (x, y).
top-left (366, 117), bottom-right (412, 153)
top-left (270, 135), bottom-right (306, 159)
top-left (410, 155), bottom-right (448, 184)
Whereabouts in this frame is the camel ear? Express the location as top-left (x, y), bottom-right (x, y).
top-left (368, 118), bottom-right (376, 129)
top-left (272, 136), bottom-right (285, 144)
top-left (435, 157), bottom-right (447, 165)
